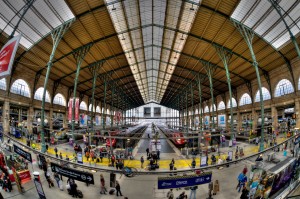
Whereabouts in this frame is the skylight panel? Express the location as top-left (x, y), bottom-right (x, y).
top-left (0, 0), bottom-right (74, 49)
top-left (231, 0), bottom-right (300, 49)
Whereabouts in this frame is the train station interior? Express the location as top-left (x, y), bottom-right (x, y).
top-left (0, 0), bottom-right (300, 198)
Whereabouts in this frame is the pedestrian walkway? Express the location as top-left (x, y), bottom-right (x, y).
top-left (16, 133), bottom-right (288, 170)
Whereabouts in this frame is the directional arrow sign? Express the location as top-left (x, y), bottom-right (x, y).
top-left (158, 172), bottom-right (212, 189)
top-left (50, 162), bottom-right (94, 184)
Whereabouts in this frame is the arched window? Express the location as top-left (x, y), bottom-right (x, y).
top-left (227, 98), bottom-right (237, 108)
top-left (275, 79), bottom-right (294, 97)
top-left (210, 104), bottom-right (216, 112)
top-left (254, 87), bottom-right (271, 102)
top-left (0, 78), bottom-right (6, 90)
top-left (195, 108), bottom-right (199, 114)
top-left (107, 109), bottom-right (110, 114)
top-left (96, 106), bottom-right (100, 113)
top-left (80, 101), bottom-right (87, 110)
top-left (34, 87), bottom-right (51, 102)
top-left (239, 93), bottom-right (252, 106)
top-left (204, 106), bottom-right (209, 113)
top-left (89, 104), bottom-right (96, 112)
top-left (53, 93), bottom-right (66, 106)
top-left (218, 101), bottom-right (225, 110)
top-left (10, 79), bottom-right (31, 97)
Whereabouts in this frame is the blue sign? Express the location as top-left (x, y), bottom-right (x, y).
top-left (158, 172), bottom-right (212, 189)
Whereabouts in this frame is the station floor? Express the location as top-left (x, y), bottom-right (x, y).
top-left (17, 126), bottom-right (287, 170)
top-left (1, 144), bottom-right (296, 199)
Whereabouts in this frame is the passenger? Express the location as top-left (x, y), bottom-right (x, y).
top-left (240, 187), bottom-right (249, 199)
top-left (256, 154), bottom-right (263, 162)
top-left (213, 180), bottom-right (219, 195)
top-left (211, 155), bottom-right (217, 165)
top-left (115, 181), bottom-right (123, 197)
top-left (100, 174), bottom-right (107, 194)
top-left (140, 156), bottom-right (144, 168)
top-left (146, 148), bottom-right (149, 157)
top-left (177, 191), bottom-right (187, 199)
top-left (167, 189), bottom-right (174, 199)
top-left (191, 158), bottom-right (196, 168)
top-left (111, 155), bottom-right (116, 167)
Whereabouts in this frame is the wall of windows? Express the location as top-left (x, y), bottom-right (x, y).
top-left (10, 79), bottom-right (31, 98)
top-left (34, 87), bottom-right (51, 102)
top-left (53, 93), bottom-right (66, 106)
top-left (274, 79), bottom-right (294, 97)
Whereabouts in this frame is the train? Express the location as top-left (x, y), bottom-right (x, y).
top-left (105, 130), bottom-right (120, 148)
top-left (164, 129), bottom-right (187, 148)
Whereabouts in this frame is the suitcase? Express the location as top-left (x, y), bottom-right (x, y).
top-left (77, 190), bottom-right (83, 198)
top-left (109, 189), bottom-right (115, 195)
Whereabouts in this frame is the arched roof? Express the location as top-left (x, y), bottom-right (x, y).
top-left (1, 0), bottom-right (299, 109)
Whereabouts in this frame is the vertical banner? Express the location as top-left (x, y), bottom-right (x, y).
top-left (106, 116), bottom-right (111, 125)
top-left (95, 115), bottom-right (101, 126)
top-left (68, 98), bottom-right (73, 122)
top-left (75, 98), bottom-right (79, 122)
top-left (0, 35), bottom-right (21, 78)
top-left (204, 116), bottom-right (210, 125)
top-left (194, 117), bottom-right (199, 126)
top-left (77, 152), bottom-right (83, 164)
top-left (80, 114), bottom-right (87, 127)
top-left (218, 115), bottom-right (225, 126)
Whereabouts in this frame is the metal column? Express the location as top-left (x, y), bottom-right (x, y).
top-left (204, 63), bottom-right (217, 130)
top-left (215, 46), bottom-right (234, 140)
top-left (232, 20), bottom-right (265, 152)
top-left (88, 62), bottom-right (103, 145)
top-left (71, 45), bottom-right (92, 140)
top-left (40, 21), bottom-right (73, 153)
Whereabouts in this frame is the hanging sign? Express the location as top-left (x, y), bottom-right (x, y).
top-left (158, 172), bottom-right (212, 189)
top-left (75, 98), bottom-right (79, 122)
top-left (13, 144), bottom-right (32, 162)
top-left (200, 156), bottom-right (207, 167)
top-left (68, 98), bottom-right (73, 122)
top-left (0, 35), bottom-right (21, 78)
top-left (50, 162), bottom-right (94, 184)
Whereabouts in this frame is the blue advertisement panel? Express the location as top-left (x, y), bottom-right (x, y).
top-left (77, 152), bottom-right (83, 164)
top-left (158, 172), bottom-right (212, 189)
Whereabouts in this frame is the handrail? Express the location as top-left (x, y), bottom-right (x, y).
top-left (2, 132), bottom-right (298, 175)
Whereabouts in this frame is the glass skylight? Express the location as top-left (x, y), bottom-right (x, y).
top-left (231, 0), bottom-right (300, 49)
top-left (106, 0), bottom-right (201, 103)
top-left (0, 0), bottom-right (74, 49)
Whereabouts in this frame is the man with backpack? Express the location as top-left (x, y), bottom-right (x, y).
top-left (167, 189), bottom-right (174, 199)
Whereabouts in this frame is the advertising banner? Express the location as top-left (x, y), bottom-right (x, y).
top-left (75, 98), bottom-right (79, 122)
top-left (106, 116), bottom-right (111, 125)
top-left (96, 115), bottom-right (101, 126)
top-left (68, 98), bottom-right (73, 122)
top-left (158, 172), bottom-right (212, 189)
top-left (200, 156), bottom-right (207, 167)
top-left (0, 35), bottom-right (21, 78)
top-left (194, 117), bottom-right (199, 126)
top-left (33, 176), bottom-right (46, 199)
top-left (51, 162), bottom-right (94, 184)
top-left (77, 152), bottom-right (83, 164)
top-left (13, 144), bottom-right (32, 162)
top-left (218, 115), bottom-right (225, 126)
top-left (204, 116), bottom-right (210, 125)
top-left (80, 114), bottom-right (87, 127)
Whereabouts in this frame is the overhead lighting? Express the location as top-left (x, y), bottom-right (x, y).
top-left (112, 4), bottom-right (116, 11)
top-left (180, 34), bottom-right (184, 40)
top-left (190, 4), bottom-right (195, 11)
top-left (121, 34), bottom-right (125, 40)
top-left (174, 53), bottom-right (177, 59)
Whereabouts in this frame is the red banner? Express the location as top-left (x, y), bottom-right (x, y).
top-left (75, 98), bottom-right (79, 122)
top-left (68, 98), bottom-right (73, 122)
top-left (0, 35), bottom-right (21, 78)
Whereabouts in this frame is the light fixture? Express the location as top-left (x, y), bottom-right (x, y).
top-left (121, 34), bottom-right (125, 40)
top-left (174, 53), bottom-right (177, 59)
top-left (128, 53), bottom-right (131, 59)
top-left (112, 4), bottom-right (116, 11)
top-left (180, 34), bottom-right (184, 40)
top-left (190, 4), bottom-right (195, 11)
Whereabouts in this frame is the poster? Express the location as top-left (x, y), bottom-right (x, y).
top-left (95, 115), bottom-right (101, 126)
top-left (77, 152), bottom-right (83, 164)
top-left (200, 156), bottom-right (207, 167)
top-left (204, 116), bottom-right (210, 125)
top-left (218, 115), bottom-right (225, 126)
top-left (68, 98), bottom-right (73, 122)
top-left (75, 98), bottom-right (79, 122)
top-left (80, 114), bottom-right (87, 126)
top-left (0, 35), bottom-right (21, 78)
top-left (194, 117), bottom-right (199, 126)
top-left (106, 116), bottom-right (111, 125)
